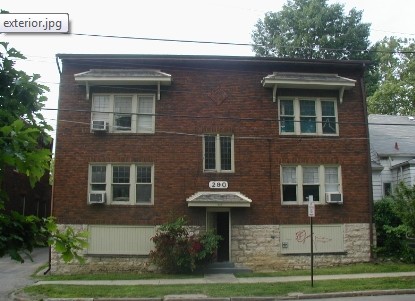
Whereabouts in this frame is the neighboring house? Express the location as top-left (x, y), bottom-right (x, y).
top-left (2, 166), bottom-right (51, 218)
top-left (369, 114), bottom-right (415, 201)
top-left (52, 54), bottom-right (372, 274)
top-left (2, 138), bottom-right (52, 218)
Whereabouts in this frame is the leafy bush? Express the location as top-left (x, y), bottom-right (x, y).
top-left (0, 211), bottom-right (88, 263)
top-left (392, 182), bottom-right (415, 237)
top-left (149, 217), bottom-right (221, 273)
top-left (373, 183), bottom-right (415, 262)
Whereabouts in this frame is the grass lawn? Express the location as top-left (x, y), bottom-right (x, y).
top-left (36, 261), bottom-right (415, 281)
top-left (24, 261), bottom-right (415, 299)
top-left (25, 277), bottom-right (415, 299)
top-left (236, 261), bottom-right (415, 277)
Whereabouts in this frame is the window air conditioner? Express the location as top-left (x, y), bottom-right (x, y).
top-left (89, 191), bottom-right (106, 204)
top-left (325, 192), bottom-right (343, 204)
top-left (91, 120), bottom-right (108, 132)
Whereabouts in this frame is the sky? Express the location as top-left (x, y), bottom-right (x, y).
top-left (2, 0), bottom-right (415, 142)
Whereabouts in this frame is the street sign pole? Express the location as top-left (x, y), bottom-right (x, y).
top-left (308, 195), bottom-right (315, 287)
top-left (310, 215), bottom-right (314, 287)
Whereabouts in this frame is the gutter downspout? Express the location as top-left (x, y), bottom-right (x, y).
top-left (44, 147), bottom-right (55, 275)
top-left (55, 55), bottom-right (62, 75)
top-left (44, 58), bottom-right (62, 275)
top-left (360, 68), bottom-right (374, 260)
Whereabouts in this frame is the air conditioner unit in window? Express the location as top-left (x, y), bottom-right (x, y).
top-left (89, 191), bottom-right (106, 204)
top-left (91, 120), bottom-right (108, 132)
top-left (325, 192), bottom-right (343, 204)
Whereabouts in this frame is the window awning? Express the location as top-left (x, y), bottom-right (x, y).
top-left (74, 69), bottom-right (172, 100)
top-left (186, 192), bottom-right (252, 208)
top-left (262, 72), bottom-right (356, 103)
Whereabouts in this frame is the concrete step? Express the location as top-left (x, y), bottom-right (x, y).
top-left (204, 262), bottom-right (252, 274)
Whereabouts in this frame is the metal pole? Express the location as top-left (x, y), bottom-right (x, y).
top-left (311, 215), bottom-right (314, 287)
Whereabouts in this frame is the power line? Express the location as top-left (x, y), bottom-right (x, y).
top-left (5, 34), bottom-right (415, 76)
top-left (50, 118), bottom-right (371, 141)
top-left (41, 107), bottom-right (415, 127)
top-left (70, 32), bottom-right (252, 47)
top-left (371, 28), bottom-right (415, 37)
top-left (66, 32), bottom-right (415, 55)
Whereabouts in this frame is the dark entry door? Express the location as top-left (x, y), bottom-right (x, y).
top-left (212, 211), bottom-right (229, 262)
top-left (207, 211), bottom-right (230, 262)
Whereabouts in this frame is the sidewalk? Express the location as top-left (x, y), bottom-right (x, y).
top-left (31, 271), bottom-right (415, 286)
top-left (13, 272), bottom-right (415, 301)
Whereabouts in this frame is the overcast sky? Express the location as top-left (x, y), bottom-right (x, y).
top-left (2, 0), bottom-right (415, 141)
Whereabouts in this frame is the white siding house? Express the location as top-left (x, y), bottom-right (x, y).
top-left (369, 115), bottom-right (415, 201)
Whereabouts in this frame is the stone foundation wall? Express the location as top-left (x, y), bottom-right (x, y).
top-left (50, 224), bottom-right (204, 275)
top-left (51, 223), bottom-right (371, 274)
top-left (50, 224), bottom-right (154, 275)
top-left (232, 223), bottom-right (371, 271)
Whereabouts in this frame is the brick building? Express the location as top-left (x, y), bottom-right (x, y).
top-left (2, 166), bottom-right (51, 218)
top-left (52, 54), bottom-right (373, 274)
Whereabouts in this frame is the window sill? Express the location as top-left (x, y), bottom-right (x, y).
top-left (203, 170), bottom-right (235, 174)
top-left (281, 202), bottom-right (324, 206)
top-left (279, 133), bottom-right (339, 137)
top-left (107, 203), bottom-right (154, 206)
top-left (92, 132), bottom-right (155, 135)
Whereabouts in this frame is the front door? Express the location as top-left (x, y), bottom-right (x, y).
top-left (207, 209), bottom-right (230, 262)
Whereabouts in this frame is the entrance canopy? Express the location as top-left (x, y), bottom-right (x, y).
top-left (262, 72), bottom-right (356, 103)
top-left (186, 191), bottom-right (252, 208)
top-left (74, 69), bottom-right (172, 100)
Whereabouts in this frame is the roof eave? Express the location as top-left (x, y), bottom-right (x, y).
top-left (74, 77), bottom-right (172, 85)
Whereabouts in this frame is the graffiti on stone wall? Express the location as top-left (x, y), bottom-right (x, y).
top-left (280, 225), bottom-right (344, 254)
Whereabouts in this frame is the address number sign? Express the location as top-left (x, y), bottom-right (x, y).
top-left (209, 181), bottom-right (228, 189)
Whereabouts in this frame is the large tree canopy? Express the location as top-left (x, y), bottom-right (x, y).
top-left (0, 42), bottom-right (87, 263)
top-left (251, 0), bottom-right (371, 60)
top-left (0, 42), bottom-right (52, 188)
top-left (367, 37), bottom-right (415, 115)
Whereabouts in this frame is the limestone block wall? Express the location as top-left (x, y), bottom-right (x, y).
top-left (50, 224), bottom-right (154, 275)
top-left (50, 224), bottom-right (204, 275)
top-left (232, 223), bottom-right (371, 271)
top-left (51, 223), bottom-right (371, 274)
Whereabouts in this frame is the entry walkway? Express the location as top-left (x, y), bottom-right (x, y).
top-left (32, 271), bottom-right (415, 286)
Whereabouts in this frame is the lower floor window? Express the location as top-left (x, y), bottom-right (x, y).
top-left (89, 163), bottom-right (154, 205)
top-left (281, 165), bottom-right (341, 204)
top-left (383, 182), bottom-right (392, 197)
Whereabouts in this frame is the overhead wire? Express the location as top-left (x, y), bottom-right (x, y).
top-left (66, 32), bottom-right (415, 55)
top-left (41, 107), bottom-right (415, 127)
top-left (6, 31), bottom-right (415, 141)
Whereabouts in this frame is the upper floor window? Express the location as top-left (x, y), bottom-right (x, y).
top-left (281, 165), bottom-right (342, 204)
top-left (279, 98), bottom-right (338, 135)
top-left (91, 94), bottom-right (155, 133)
top-left (203, 134), bottom-right (234, 173)
top-left (89, 163), bottom-right (154, 205)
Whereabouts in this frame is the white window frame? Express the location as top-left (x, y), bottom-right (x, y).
top-left (88, 163), bottom-right (154, 205)
top-left (203, 134), bottom-right (235, 173)
top-left (91, 93), bottom-right (155, 134)
top-left (280, 165), bottom-right (342, 205)
top-left (278, 97), bottom-right (338, 136)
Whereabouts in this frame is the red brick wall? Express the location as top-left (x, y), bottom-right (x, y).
top-left (2, 166), bottom-right (51, 218)
top-left (53, 57), bottom-right (370, 226)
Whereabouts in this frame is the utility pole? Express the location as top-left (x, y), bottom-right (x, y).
top-left (308, 195), bottom-right (315, 287)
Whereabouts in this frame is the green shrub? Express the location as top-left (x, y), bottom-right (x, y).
top-left (392, 182), bottom-right (415, 237)
top-left (373, 183), bottom-right (415, 263)
top-left (0, 212), bottom-right (88, 263)
top-left (149, 217), bottom-right (221, 273)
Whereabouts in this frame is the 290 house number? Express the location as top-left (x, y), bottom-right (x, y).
top-left (209, 181), bottom-right (228, 189)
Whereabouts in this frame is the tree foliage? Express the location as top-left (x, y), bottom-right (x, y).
top-left (367, 37), bottom-right (415, 115)
top-left (0, 42), bottom-right (52, 187)
top-left (251, 0), bottom-right (379, 96)
top-left (373, 183), bottom-right (415, 263)
top-left (0, 42), bottom-right (87, 263)
top-left (251, 0), bottom-right (371, 60)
